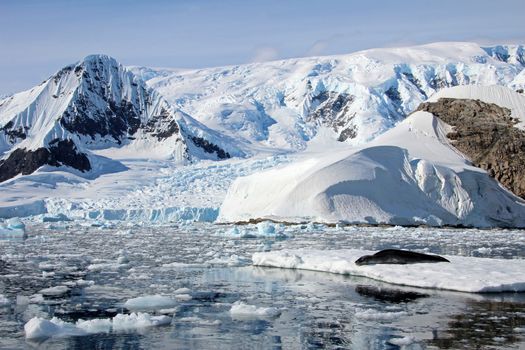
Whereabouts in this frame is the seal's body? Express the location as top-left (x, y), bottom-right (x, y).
top-left (355, 249), bottom-right (450, 266)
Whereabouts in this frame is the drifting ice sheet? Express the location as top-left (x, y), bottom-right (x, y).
top-left (252, 249), bottom-right (525, 293)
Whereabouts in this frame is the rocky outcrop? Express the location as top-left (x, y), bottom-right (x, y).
top-left (0, 139), bottom-right (91, 182)
top-left (417, 98), bottom-right (525, 198)
top-left (306, 90), bottom-right (357, 141)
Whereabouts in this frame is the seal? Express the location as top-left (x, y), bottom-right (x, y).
top-left (355, 249), bottom-right (450, 266)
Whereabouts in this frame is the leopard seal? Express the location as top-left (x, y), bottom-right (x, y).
top-left (355, 249), bottom-right (450, 266)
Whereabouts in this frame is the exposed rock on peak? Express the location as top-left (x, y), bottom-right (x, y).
top-left (0, 54), bottom-right (238, 182)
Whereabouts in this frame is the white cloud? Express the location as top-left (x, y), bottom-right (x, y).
top-left (250, 46), bottom-right (279, 63)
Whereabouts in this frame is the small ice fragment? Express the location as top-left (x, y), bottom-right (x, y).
top-left (24, 317), bottom-right (63, 340)
top-left (175, 294), bottom-right (192, 301)
top-left (7, 217), bottom-right (25, 230)
top-left (0, 294), bottom-right (9, 306)
top-left (230, 301), bottom-right (281, 319)
top-left (174, 287), bottom-right (191, 294)
top-left (42, 213), bottom-right (71, 223)
top-left (124, 295), bottom-right (177, 311)
top-left (388, 336), bottom-right (417, 346)
top-left (112, 313), bottom-right (172, 330)
top-left (39, 285), bottom-right (69, 296)
top-left (257, 221), bottom-right (276, 235)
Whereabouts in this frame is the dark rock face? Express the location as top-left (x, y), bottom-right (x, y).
top-left (0, 140), bottom-right (91, 182)
top-left (190, 136), bottom-right (230, 159)
top-left (60, 95), bottom-right (142, 143)
top-left (417, 98), bottom-right (525, 198)
top-left (143, 107), bottom-right (180, 140)
top-left (1, 121), bottom-right (28, 143)
top-left (307, 91), bottom-right (357, 141)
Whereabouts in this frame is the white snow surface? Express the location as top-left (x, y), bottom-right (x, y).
top-left (218, 85), bottom-right (525, 227)
top-left (252, 249), bottom-right (525, 293)
top-left (24, 313), bottom-right (172, 340)
top-left (138, 42), bottom-right (524, 152)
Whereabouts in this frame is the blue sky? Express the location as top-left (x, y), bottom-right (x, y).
top-left (1, 0), bottom-right (524, 95)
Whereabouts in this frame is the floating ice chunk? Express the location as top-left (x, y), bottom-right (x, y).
top-left (117, 250), bottom-right (130, 264)
top-left (174, 294), bottom-right (192, 301)
top-left (177, 317), bottom-right (221, 326)
top-left (75, 318), bottom-right (112, 334)
top-left (0, 294), bottom-right (9, 306)
top-left (39, 285), bottom-right (69, 296)
top-left (124, 295), bottom-right (177, 311)
top-left (87, 262), bottom-right (128, 272)
top-left (252, 249), bottom-right (525, 293)
top-left (230, 301), bottom-right (281, 319)
top-left (24, 317), bottom-right (85, 339)
top-left (42, 214), bottom-right (71, 223)
top-left (174, 287), bottom-right (191, 294)
top-left (0, 217), bottom-right (26, 237)
top-left (388, 336), bottom-right (418, 347)
top-left (112, 312), bottom-right (172, 330)
top-left (257, 221), bottom-right (276, 235)
top-left (25, 318), bottom-right (67, 339)
top-left (24, 312), bottom-right (172, 340)
top-left (355, 308), bottom-right (408, 321)
top-left (6, 217), bottom-right (25, 230)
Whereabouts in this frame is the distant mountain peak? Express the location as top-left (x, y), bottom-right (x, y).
top-left (0, 55), bottom-right (239, 183)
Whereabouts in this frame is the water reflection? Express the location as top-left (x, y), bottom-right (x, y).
top-left (429, 298), bottom-right (525, 349)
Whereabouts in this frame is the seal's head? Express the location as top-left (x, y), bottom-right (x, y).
top-left (355, 255), bottom-right (373, 266)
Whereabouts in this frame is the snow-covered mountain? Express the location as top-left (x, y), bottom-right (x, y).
top-left (1, 42), bottom-right (525, 227)
top-left (0, 55), bottom-right (239, 182)
top-left (135, 42), bottom-right (525, 154)
top-left (218, 85), bottom-right (525, 228)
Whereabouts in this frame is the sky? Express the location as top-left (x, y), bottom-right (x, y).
top-left (1, 0), bottom-right (524, 95)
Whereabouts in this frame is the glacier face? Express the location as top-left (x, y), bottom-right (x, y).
top-left (136, 42), bottom-right (525, 154)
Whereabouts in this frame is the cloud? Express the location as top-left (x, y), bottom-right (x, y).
top-left (306, 40), bottom-right (329, 56)
top-left (250, 46), bottom-right (279, 63)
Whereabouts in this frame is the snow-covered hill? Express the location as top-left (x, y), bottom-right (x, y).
top-left (218, 85), bottom-right (525, 227)
top-left (136, 42), bottom-right (525, 154)
top-left (0, 55), bottom-right (239, 182)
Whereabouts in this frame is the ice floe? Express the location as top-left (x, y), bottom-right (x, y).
top-left (229, 301), bottom-right (281, 319)
top-left (124, 295), bottom-right (178, 311)
top-left (252, 249), bottom-right (525, 293)
top-left (24, 312), bottom-right (172, 340)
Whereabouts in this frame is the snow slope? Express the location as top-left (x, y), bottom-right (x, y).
top-left (0, 55), bottom-right (240, 182)
top-left (252, 249), bottom-right (525, 293)
top-left (218, 85), bottom-right (525, 227)
top-left (137, 42), bottom-right (525, 153)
